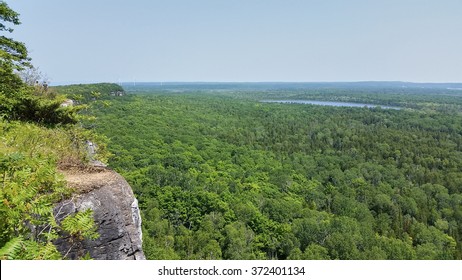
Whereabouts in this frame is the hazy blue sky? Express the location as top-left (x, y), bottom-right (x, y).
top-left (8, 0), bottom-right (462, 84)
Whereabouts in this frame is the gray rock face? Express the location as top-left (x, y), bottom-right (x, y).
top-left (54, 168), bottom-right (145, 260)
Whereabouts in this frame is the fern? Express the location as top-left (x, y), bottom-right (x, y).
top-left (1, 118), bottom-right (105, 259)
top-left (21, 241), bottom-right (61, 260)
top-left (0, 237), bottom-right (23, 260)
top-left (61, 209), bottom-right (99, 240)
top-left (79, 252), bottom-right (93, 260)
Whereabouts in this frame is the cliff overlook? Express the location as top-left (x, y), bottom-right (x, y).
top-left (0, 2), bottom-right (142, 260)
top-left (55, 166), bottom-right (145, 260)
top-left (0, 81), bottom-right (143, 260)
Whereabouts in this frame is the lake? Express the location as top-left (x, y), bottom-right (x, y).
top-left (261, 100), bottom-right (400, 109)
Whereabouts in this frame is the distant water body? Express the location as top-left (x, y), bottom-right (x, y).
top-left (261, 100), bottom-right (401, 110)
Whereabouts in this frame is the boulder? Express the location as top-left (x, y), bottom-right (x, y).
top-left (54, 167), bottom-right (145, 260)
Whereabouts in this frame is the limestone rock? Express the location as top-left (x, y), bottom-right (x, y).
top-left (54, 167), bottom-right (145, 260)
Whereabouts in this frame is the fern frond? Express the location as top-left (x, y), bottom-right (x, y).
top-left (0, 237), bottom-right (23, 260)
top-left (31, 200), bottom-right (52, 216)
top-left (23, 241), bottom-right (61, 260)
top-left (61, 209), bottom-right (99, 240)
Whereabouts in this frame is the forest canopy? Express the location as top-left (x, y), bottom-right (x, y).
top-left (91, 84), bottom-right (462, 260)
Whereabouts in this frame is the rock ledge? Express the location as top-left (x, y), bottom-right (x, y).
top-left (54, 167), bottom-right (145, 260)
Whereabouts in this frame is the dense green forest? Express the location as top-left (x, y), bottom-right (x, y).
top-left (4, 0), bottom-right (461, 261)
top-left (91, 86), bottom-right (462, 260)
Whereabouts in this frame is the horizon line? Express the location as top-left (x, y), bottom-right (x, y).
top-left (51, 80), bottom-right (462, 86)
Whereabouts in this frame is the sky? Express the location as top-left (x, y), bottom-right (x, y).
top-left (7, 0), bottom-right (462, 84)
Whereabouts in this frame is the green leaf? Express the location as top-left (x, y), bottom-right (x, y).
top-left (0, 237), bottom-right (23, 260)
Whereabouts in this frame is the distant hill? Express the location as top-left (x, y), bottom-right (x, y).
top-left (121, 81), bottom-right (462, 94)
top-left (52, 83), bottom-right (125, 102)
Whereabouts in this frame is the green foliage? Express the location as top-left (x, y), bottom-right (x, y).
top-left (0, 237), bottom-right (22, 260)
top-left (0, 1), bottom-right (83, 125)
top-left (52, 83), bottom-right (124, 102)
top-left (0, 237), bottom-right (62, 260)
top-left (0, 147), bottom-right (68, 259)
top-left (0, 119), bottom-right (102, 259)
top-left (61, 209), bottom-right (99, 240)
top-left (0, 1), bottom-right (30, 71)
top-left (0, 151), bottom-right (68, 239)
top-left (0, 120), bottom-right (94, 166)
top-left (0, 5), bottom-right (110, 259)
top-left (0, 1), bottom-right (21, 30)
top-left (93, 88), bottom-right (462, 260)
top-left (0, 83), bottom-right (82, 125)
top-left (19, 240), bottom-right (62, 260)
top-left (6, 88), bottom-right (84, 124)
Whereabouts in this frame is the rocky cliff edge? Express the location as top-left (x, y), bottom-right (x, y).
top-left (54, 167), bottom-right (145, 260)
